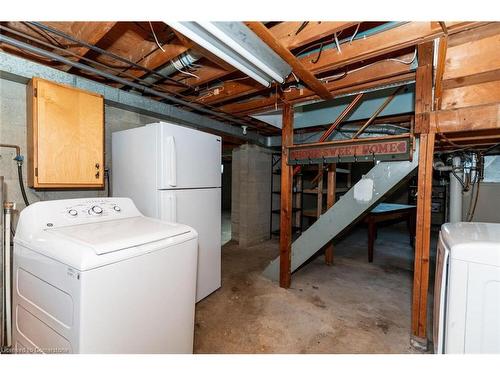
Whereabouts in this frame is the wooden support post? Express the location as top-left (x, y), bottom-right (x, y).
top-left (279, 103), bottom-right (294, 288)
top-left (414, 42), bottom-right (434, 134)
top-left (325, 163), bottom-right (336, 265)
top-left (411, 132), bottom-right (435, 345)
top-left (411, 41), bottom-right (434, 349)
top-left (316, 164), bottom-right (324, 218)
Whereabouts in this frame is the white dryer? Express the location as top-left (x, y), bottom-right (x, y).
top-left (433, 222), bottom-right (500, 353)
top-left (12, 197), bottom-right (198, 354)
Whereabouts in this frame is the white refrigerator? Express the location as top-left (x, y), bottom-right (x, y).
top-left (112, 122), bottom-right (221, 302)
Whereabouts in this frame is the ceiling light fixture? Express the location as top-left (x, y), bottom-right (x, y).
top-left (166, 22), bottom-right (292, 87)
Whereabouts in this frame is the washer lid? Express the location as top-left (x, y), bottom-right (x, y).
top-left (441, 222), bottom-right (500, 266)
top-left (47, 216), bottom-right (191, 255)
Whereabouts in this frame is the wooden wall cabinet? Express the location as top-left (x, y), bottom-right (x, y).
top-left (27, 77), bottom-right (104, 189)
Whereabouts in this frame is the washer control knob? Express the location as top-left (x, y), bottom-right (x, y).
top-left (113, 205), bottom-right (121, 212)
top-left (68, 209), bottom-right (78, 216)
top-left (91, 205), bottom-right (103, 215)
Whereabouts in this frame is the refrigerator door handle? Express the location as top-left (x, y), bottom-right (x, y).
top-left (164, 193), bottom-right (177, 222)
top-left (166, 136), bottom-right (177, 187)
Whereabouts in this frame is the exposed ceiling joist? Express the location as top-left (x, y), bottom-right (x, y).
top-left (268, 21), bottom-right (359, 51)
top-left (245, 22), bottom-right (333, 100)
top-left (219, 53), bottom-right (416, 114)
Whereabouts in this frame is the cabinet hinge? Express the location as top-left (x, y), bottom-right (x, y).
top-left (35, 167), bottom-right (38, 177)
top-left (34, 88), bottom-right (38, 97)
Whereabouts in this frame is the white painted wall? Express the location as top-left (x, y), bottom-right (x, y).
top-left (462, 182), bottom-right (500, 223)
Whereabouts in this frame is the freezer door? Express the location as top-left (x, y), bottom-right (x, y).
top-left (159, 188), bottom-right (221, 301)
top-left (155, 122), bottom-right (222, 189)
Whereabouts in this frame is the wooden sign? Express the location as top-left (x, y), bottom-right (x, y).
top-left (287, 135), bottom-right (413, 165)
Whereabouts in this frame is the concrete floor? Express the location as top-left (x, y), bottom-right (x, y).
top-left (194, 223), bottom-right (438, 353)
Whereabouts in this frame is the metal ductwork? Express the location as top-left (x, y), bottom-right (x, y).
top-left (142, 51), bottom-right (202, 85)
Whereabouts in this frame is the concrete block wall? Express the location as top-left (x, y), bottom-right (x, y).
top-left (231, 144), bottom-right (272, 247)
top-left (0, 78), bottom-right (164, 227)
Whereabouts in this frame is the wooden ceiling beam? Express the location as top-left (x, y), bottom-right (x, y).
top-left (268, 21), bottom-right (359, 51)
top-left (430, 102), bottom-right (500, 133)
top-left (222, 72), bottom-right (415, 116)
top-left (201, 22), bottom-right (485, 108)
top-left (245, 22), bottom-right (333, 100)
top-left (218, 53), bottom-right (416, 114)
top-left (163, 21), bottom-right (358, 97)
top-left (299, 22), bottom-right (443, 75)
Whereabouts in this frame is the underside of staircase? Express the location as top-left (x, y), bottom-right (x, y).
top-left (263, 139), bottom-right (420, 281)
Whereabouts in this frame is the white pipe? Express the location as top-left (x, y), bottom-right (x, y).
top-left (3, 204), bottom-right (12, 348)
top-left (449, 156), bottom-right (463, 223)
top-left (433, 160), bottom-right (452, 172)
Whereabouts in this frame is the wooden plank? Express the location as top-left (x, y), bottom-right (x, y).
top-left (299, 22), bottom-right (442, 75)
top-left (414, 42), bottom-right (434, 134)
top-left (430, 102), bottom-right (500, 133)
top-left (446, 22), bottom-right (499, 48)
top-left (280, 103), bottom-right (294, 288)
top-left (442, 68), bottom-right (500, 90)
top-left (319, 93), bottom-right (364, 141)
top-left (246, 22), bottom-right (333, 100)
top-left (441, 80), bottom-right (500, 110)
top-left (325, 163), bottom-right (336, 265)
top-left (412, 132), bottom-right (435, 340)
top-left (434, 37), bottom-right (448, 110)
top-left (268, 22), bottom-right (358, 51)
top-left (444, 32), bottom-right (500, 81)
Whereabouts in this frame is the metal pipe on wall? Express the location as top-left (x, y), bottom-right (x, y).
top-left (0, 176), bottom-right (4, 350)
top-left (2, 201), bottom-right (14, 349)
top-left (449, 156), bottom-right (463, 223)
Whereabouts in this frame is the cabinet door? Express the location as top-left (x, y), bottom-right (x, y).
top-left (31, 78), bottom-right (104, 188)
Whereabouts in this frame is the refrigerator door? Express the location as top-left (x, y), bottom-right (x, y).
top-left (155, 122), bottom-right (222, 189)
top-left (159, 188), bottom-right (221, 302)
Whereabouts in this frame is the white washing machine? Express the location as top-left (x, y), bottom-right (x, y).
top-left (433, 222), bottom-right (500, 353)
top-left (12, 197), bottom-right (198, 354)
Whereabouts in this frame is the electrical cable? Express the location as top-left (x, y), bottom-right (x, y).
top-left (148, 21), bottom-right (166, 52)
top-left (320, 50), bottom-right (416, 84)
top-left (310, 42), bottom-right (324, 64)
top-left (349, 23), bottom-right (361, 44)
top-left (334, 32), bottom-right (342, 53)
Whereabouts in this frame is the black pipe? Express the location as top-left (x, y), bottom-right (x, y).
top-left (17, 165), bottom-right (30, 207)
top-left (0, 33), bottom-right (257, 132)
top-left (0, 143), bottom-right (30, 206)
top-left (27, 22), bottom-right (193, 90)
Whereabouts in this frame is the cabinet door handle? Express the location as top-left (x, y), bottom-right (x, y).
top-left (95, 171), bottom-right (100, 179)
top-left (95, 163), bottom-right (100, 169)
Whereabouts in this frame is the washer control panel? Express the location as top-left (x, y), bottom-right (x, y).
top-left (63, 199), bottom-right (124, 219)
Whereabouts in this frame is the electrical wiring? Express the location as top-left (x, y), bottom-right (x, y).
top-left (149, 21), bottom-right (166, 52)
top-left (349, 23), bottom-right (361, 44)
top-left (311, 42), bottom-right (324, 64)
top-left (319, 49), bottom-right (417, 85)
top-left (387, 49), bottom-right (417, 65)
top-left (172, 58), bottom-right (200, 79)
top-left (334, 32), bottom-right (342, 53)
